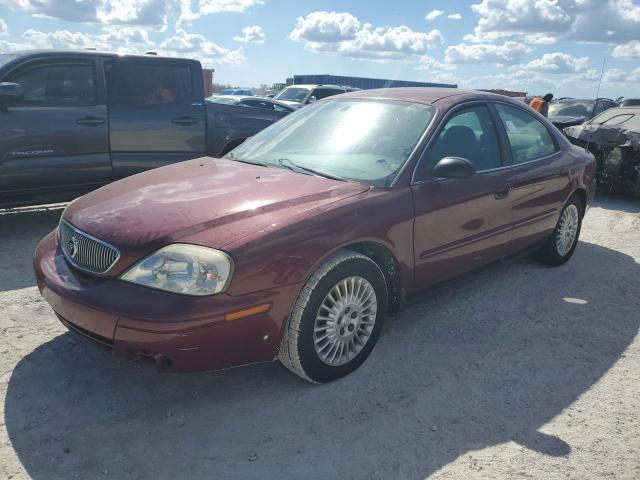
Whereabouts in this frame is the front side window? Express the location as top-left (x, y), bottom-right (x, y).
top-left (227, 99), bottom-right (436, 186)
top-left (9, 63), bottom-right (96, 106)
top-left (107, 62), bottom-right (192, 106)
top-left (415, 105), bottom-right (501, 181)
top-left (495, 104), bottom-right (557, 164)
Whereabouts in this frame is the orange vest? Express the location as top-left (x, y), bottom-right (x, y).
top-left (529, 97), bottom-right (544, 113)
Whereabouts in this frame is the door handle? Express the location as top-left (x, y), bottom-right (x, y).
top-left (76, 116), bottom-right (105, 126)
top-left (172, 116), bottom-right (199, 126)
top-left (494, 183), bottom-right (513, 200)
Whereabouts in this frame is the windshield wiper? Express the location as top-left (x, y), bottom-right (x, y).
top-left (226, 152), bottom-right (269, 167)
top-left (277, 158), bottom-right (346, 182)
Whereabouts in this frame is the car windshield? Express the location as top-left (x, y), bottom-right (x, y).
top-left (275, 87), bottom-right (309, 102)
top-left (549, 100), bottom-right (595, 118)
top-left (226, 99), bottom-right (436, 186)
top-left (0, 54), bottom-right (17, 69)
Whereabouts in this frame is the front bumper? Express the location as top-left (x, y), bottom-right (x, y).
top-left (33, 231), bottom-right (301, 372)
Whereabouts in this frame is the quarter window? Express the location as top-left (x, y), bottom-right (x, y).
top-left (495, 104), bottom-right (557, 164)
top-left (9, 63), bottom-right (97, 106)
top-left (415, 105), bottom-right (501, 181)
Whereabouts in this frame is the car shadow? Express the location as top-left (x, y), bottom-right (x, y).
top-left (4, 240), bottom-right (638, 479)
top-left (0, 205), bottom-right (64, 292)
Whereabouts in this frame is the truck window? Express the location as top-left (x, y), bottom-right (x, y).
top-left (311, 88), bottom-right (344, 101)
top-left (107, 63), bottom-right (192, 106)
top-left (8, 63), bottom-right (97, 106)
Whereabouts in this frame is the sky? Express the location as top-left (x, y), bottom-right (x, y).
top-left (0, 0), bottom-right (639, 98)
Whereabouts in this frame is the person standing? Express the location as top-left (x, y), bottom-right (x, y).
top-left (529, 93), bottom-right (554, 117)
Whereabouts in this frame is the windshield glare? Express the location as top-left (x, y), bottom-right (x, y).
top-left (274, 88), bottom-right (309, 103)
top-left (226, 99), bottom-right (436, 186)
top-left (549, 100), bottom-right (595, 118)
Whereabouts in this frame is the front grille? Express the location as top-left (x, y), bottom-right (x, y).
top-left (59, 220), bottom-right (120, 275)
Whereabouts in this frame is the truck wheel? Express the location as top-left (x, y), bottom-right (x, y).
top-left (535, 194), bottom-right (583, 266)
top-left (279, 250), bottom-right (387, 383)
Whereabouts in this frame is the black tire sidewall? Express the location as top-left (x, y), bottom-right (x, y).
top-left (297, 256), bottom-right (388, 383)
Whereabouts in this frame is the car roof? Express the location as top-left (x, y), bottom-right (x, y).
top-left (336, 87), bottom-right (507, 106)
top-left (208, 95), bottom-right (294, 109)
top-left (6, 49), bottom-right (194, 63)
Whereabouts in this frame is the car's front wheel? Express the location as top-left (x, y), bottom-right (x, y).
top-left (535, 194), bottom-right (583, 266)
top-left (279, 250), bottom-right (388, 383)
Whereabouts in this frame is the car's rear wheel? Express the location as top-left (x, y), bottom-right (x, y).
top-left (279, 250), bottom-right (387, 383)
top-left (535, 194), bottom-right (583, 266)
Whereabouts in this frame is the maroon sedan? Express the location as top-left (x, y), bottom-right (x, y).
top-left (34, 88), bottom-right (596, 383)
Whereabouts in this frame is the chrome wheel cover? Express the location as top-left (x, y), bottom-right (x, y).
top-left (313, 276), bottom-right (377, 367)
top-left (556, 204), bottom-right (579, 256)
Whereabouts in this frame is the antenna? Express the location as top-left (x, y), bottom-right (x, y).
top-left (585, 56), bottom-right (606, 152)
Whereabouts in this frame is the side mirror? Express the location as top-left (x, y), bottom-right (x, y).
top-left (0, 82), bottom-right (23, 105)
top-left (433, 156), bottom-right (476, 179)
top-left (307, 96), bottom-right (317, 104)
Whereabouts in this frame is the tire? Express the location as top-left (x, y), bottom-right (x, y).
top-left (279, 250), bottom-right (388, 383)
top-left (534, 194), bottom-right (583, 266)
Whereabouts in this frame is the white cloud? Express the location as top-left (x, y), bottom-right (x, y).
top-left (0, 26), bottom-right (244, 69)
top-left (521, 52), bottom-right (589, 74)
top-left (0, 17), bottom-right (7, 35)
top-left (465, 0), bottom-right (640, 45)
top-left (603, 67), bottom-right (626, 83)
top-left (415, 55), bottom-right (457, 71)
top-left (290, 11), bottom-right (443, 61)
top-left (290, 11), bottom-right (360, 42)
top-left (425, 9), bottom-right (444, 21)
top-left (448, 13), bottom-right (462, 20)
top-left (159, 29), bottom-right (244, 66)
top-left (612, 40), bottom-right (640, 59)
top-left (233, 25), bottom-right (265, 44)
top-left (179, 0), bottom-right (264, 23)
top-left (0, 0), bottom-right (264, 27)
top-left (445, 41), bottom-right (531, 64)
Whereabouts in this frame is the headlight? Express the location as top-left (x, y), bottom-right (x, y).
top-left (120, 244), bottom-right (233, 296)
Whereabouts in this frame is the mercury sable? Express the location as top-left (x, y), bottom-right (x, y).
top-left (34, 88), bottom-right (596, 383)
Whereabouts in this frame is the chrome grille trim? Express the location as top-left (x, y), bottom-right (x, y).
top-left (59, 220), bottom-right (121, 275)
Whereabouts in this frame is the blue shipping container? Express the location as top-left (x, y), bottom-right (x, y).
top-left (291, 74), bottom-right (456, 90)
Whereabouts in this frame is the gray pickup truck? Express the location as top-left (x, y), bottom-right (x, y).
top-left (0, 50), bottom-right (290, 208)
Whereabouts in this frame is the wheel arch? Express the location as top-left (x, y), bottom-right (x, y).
top-left (338, 241), bottom-right (405, 316)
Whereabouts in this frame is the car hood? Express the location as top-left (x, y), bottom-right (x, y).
top-left (63, 158), bottom-right (369, 263)
top-left (550, 115), bottom-right (588, 127)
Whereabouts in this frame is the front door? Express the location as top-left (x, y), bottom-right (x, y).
top-left (106, 59), bottom-right (206, 178)
top-left (411, 104), bottom-right (514, 288)
top-left (0, 58), bottom-right (110, 198)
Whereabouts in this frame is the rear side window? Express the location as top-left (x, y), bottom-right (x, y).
top-left (9, 62), bottom-right (97, 106)
top-left (495, 104), bottom-right (557, 164)
top-left (415, 105), bottom-right (501, 180)
top-left (107, 62), bottom-right (192, 106)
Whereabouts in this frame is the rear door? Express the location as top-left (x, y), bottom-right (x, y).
top-left (0, 57), bottom-right (110, 195)
top-left (492, 102), bottom-right (568, 252)
top-left (106, 59), bottom-right (206, 177)
top-left (411, 103), bottom-right (514, 287)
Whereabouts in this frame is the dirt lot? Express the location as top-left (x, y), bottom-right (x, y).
top-left (0, 197), bottom-right (639, 480)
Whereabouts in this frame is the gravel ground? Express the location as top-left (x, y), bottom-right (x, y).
top-left (1, 196), bottom-right (639, 480)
